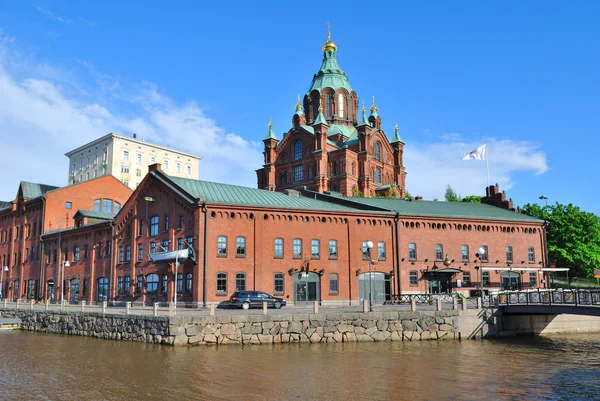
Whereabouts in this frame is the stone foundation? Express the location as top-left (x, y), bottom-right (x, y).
top-left (0, 309), bottom-right (460, 346)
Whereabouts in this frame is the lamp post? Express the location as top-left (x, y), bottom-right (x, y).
top-left (174, 254), bottom-right (179, 316)
top-left (539, 196), bottom-right (548, 207)
top-left (476, 247), bottom-right (485, 298)
top-left (364, 240), bottom-right (374, 312)
top-left (0, 266), bottom-right (8, 299)
top-left (61, 260), bottom-right (70, 304)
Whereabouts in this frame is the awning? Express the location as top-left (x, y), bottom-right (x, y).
top-left (149, 249), bottom-right (189, 264)
top-left (423, 267), bottom-right (463, 274)
top-left (479, 267), bottom-right (569, 272)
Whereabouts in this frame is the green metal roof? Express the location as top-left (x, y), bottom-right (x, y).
top-left (75, 210), bottom-right (116, 220)
top-left (307, 49), bottom-right (353, 94)
top-left (20, 181), bottom-right (60, 199)
top-left (166, 175), bottom-right (366, 213)
top-left (327, 124), bottom-right (357, 139)
top-left (323, 196), bottom-right (543, 223)
top-left (264, 123), bottom-right (277, 141)
top-left (0, 201), bottom-right (10, 211)
top-left (391, 126), bottom-right (403, 144)
top-left (314, 111), bottom-right (328, 125)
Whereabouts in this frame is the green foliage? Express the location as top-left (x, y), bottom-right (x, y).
top-left (351, 188), bottom-right (365, 198)
top-left (461, 195), bottom-right (482, 203)
top-left (444, 184), bottom-right (461, 202)
top-left (374, 189), bottom-right (397, 199)
top-left (521, 202), bottom-right (600, 278)
top-left (404, 190), bottom-right (412, 200)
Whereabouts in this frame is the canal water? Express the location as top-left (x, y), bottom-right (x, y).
top-left (1, 332), bottom-right (599, 401)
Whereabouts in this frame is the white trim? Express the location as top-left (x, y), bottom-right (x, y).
top-left (479, 267), bottom-right (569, 272)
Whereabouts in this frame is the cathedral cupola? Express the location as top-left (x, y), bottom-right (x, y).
top-left (292, 94), bottom-right (306, 128)
top-left (368, 96), bottom-right (382, 129)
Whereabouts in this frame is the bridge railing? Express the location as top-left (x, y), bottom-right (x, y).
top-left (483, 289), bottom-right (600, 308)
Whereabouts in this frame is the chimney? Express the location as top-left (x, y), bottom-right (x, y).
top-left (148, 163), bottom-right (162, 172)
top-left (133, 133), bottom-right (137, 139)
top-left (482, 184), bottom-right (515, 211)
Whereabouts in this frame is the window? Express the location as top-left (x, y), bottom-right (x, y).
top-left (93, 200), bottom-right (101, 212)
top-left (326, 94), bottom-right (331, 117)
top-left (529, 272), bottom-right (537, 286)
top-left (114, 202), bottom-right (121, 214)
top-left (435, 244), bottom-right (443, 261)
top-left (177, 273), bottom-right (183, 294)
top-left (176, 162), bottom-right (181, 173)
top-left (124, 275), bottom-right (131, 294)
top-left (338, 93), bottom-right (344, 117)
top-left (482, 272), bottom-right (490, 286)
top-left (528, 247), bottom-right (535, 263)
top-left (217, 236), bottom-right (227, 256)
top-left (136, 275), bottom-right (143, 295)
top-left (164, 215), bottom-right (169, 231)
top-left (362, 241), bottom-right (371, 260)
top-left (136, 169), bottom-right (141, 177)
top-left (274, 238), bottom-right (283, 258)
top-left (150, 216), bottom-right (159, 236)
top-left (73, 246), bottom-right (80, 262)
top-left (274, 273), bottom-right (284, 294)
top-left (235, 273), bottom-right (246, 291)
top-left (375, 142), bottom-right (381, 161)
top-left (409, 271), bottom-right (418, 286)
top-left (187, 165), bottom-right (192, 175)
top-left (118, 246), bottom-right (124, 263)
top-left (506, 246), bottom-right (513, 263)
top-left (84, 245), bottom-right (88, 259)
top-left (179, 215), bottom-right (184, 229)
top-left (236, 237), bottom-right (246, 257)
top-left (161, 275), bottom-right (168, 295)
top-left (102, 199), bottom-right (112, 213)
top-left (123, 150), bottom-right (129, 161)
top-left (178, 238), bottom-right (184, 250)
top-left (461, 245), bottom-right (469, 262)
top-left (162, 240), bottom-right (169, 251)
top-left (378, 241), bottom-right (386, 260)
top-left (79, 159), bottom-right (83, 170)
top-left (375, 167), bottom-right (382, 184)
top-left (294, 140), bottom-right (303, 161)
top-left (137, 153), bottom-right (142, 164)
top-left (71, 163), bottom-right (76, 173)
top-left (308, 167), bottom-right (313, 179)
top-left (93, 170), bottom-right (97, 178)
top-left (103, 150), bottom-right (107, 162)
top-left (125, 245), bottom-right (131, 262)
top-left (65, 201), bottom-right (73, 209)
top-left (98, 242), bottom-right (103, 258)
top-left (329, 273), bottom-right (339, 294)
top-left (293, 239), bottom-right (302, 259)
top-left (216, 273), bottom-right (227, 294)
top-left (463, 271), bottom-right (471, 286)
top-left (408, 243), bottom-right (417, 261)
top-left (479, 246), bottom-right (489, 262)
top-left (137, 244), bottom-right (143, 262)
top-left (150, 242), bottom-right (156, 254)
top-left (294, 165), bottom-right (303, 182)
top-left (187, 237), bottom-right (194, 249)
top-left (164, 160), bottom-right (169, 170)
top-left (107, 241), bottom-right (111, 256)
top-left (311, 239), bottom-right (320, 259)
top-left (117, 277), bottom-right (123, 295)
top-left (146, 274), bottom-right (159, 297)
top-left (185, 273), bottom-right (193, 295)
top-left (121, 165), bottom-right (129, 174)
top-left (329, 240), bottom-right (338, 259)
top-left (150, 156), bottom-right (156, 164)
top-left (139, 220), bottom-right (144, 236)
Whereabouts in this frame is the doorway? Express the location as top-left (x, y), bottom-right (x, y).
top-left (47, 280), bottom-right (55, 302)
top-left (293, 272), bottom-right (320, 303)
top-left (427, 273), bottom-right (454, 294)
top-left (69, 278), bottom-right (80, 304)
top-left (358, 272), bottom-right (391, 303)
top-left (500, 272), bottom-right (521, 291)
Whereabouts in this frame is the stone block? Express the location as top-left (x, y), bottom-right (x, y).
top-left (365, 327), bottom-right (377, 336)
top-left (343, 332), bottom-right (357, 342)
top-left (428, 324), bottom-right (439, 332)
top-left (324, 326), bottom-right (337, 333)
top-left (309, 332), bottom-right (322, 343)
top-left (356, 334), bottom-right (375, 342)
top-left (202, 325), bottom-right (216, 335)
top-left (249, 335), bottom-right (261, 345)
top-left (269, 324), bottom-right (280, 336)
top-left (333, 332), bottom-right (343, 343)
top-left (337, 324), bottom-right (354, 333)
top-left (251, 325), bottom-right (263, 334)
top-left (342, 313), bottom-right (361, 320)
top-left (371, 331), bottom-right (391, 341)
top-left (258, 334), bottom-right (273, 344)
top-left (281, 334), bottom-right (290, 343)
top-left (309, 314), bottom-right (326, 322)
top-left (292, 314), bottom-right (310, 322)
top-left (170, 326), bottom-right (185, 336)
top-left (272, 315), bottom-right (292, 322)
top-left (273, 335), bottom-right (281, 344)
top-left (381, 312), bottom-right (399, 320)
top-left (306, 328), bottom-right (316, 338)
top-left (220, 323), bottom-right (235, 336)
top-left (362, 320), bottom-right (377, 329)
top-left (215, 315), bottom-right (232, 324)
top-left (188, 334), bottom-right (204, 344)
top-left (402, 321), bottom-right (418, 331)
top-left (250, 315), bottom-right (268, 323)
top-left (288, 321), bottom-right (303, 334)
top-left (420, 331), bottom-right (431, 341)
top-left (262, 322), bottom-right (275, 330)
top-left (403, 331), bottom-right (416, 341)
top-left (376, 321), bottom-right (389, 331)
top-left (185, 325), bottom-right (202, 336)
top-left (354, 327), bottom-right (366, 335)
top-left (231, 315), bottom-right (249, 323)
top-left (390, 331), bottom-right (402, 342)
top-left (173, 334), bottom-right (188, 346)
top-left (325, 313), bottom-right (341, 321)
top-left (439, 324), bottom-right (454, 331)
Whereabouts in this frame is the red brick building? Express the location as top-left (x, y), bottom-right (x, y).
top-left (256, 32), bottom-right (407, 198)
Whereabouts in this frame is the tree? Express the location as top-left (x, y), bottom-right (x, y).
top-left (521, 202), bottom-right (600, 278)
top-left (444, 184), bottom-right (461, 202)
top-left (461, 195), bottom-right (482, 203)
top-left (404, 190), bottom-right (412, 200)
top-left (351, 188), bottom-right (365, 198)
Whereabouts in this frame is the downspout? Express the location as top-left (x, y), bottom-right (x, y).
top-left (202, 202), bottom-right (208, 307)
top-left (394, 213), bottom-right (401, 295)
top-left (109, 221), bottom-right (115, 302)
top-left (347, 220), bottom-right (352, 305)
top-left (542, 221), bottom-right (549, 288)
top-left (253, 215), bottom-right (256, 290)
top-left (39, 196), bottom-right (46, 300)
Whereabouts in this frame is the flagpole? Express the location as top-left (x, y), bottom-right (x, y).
top-left (485, 142), bottom-right (490, 189)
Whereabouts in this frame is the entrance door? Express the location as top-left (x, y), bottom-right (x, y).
top-left (500, 272), bottom-right (520, 291)
top-left (358, 272), bottom-right (390, 303)
top-left (47, 281), bottom-right (55, 302)
top-left (70, 279), bottom-right (80, 304)
top-left (293, 273), bottom-right (320, 303)
top-left (427, 273), bottom-right (453, 294)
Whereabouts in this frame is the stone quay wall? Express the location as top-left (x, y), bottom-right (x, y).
top-left (0, 309), bottom-right (461, 346)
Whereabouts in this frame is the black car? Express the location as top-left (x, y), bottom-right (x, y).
top-left (229, 291), bottom-right (286, 310)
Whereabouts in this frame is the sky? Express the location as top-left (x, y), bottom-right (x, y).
top-left (0, 1), bottom-right (599, 214)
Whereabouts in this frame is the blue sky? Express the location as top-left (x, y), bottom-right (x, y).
top-left (0, 1), bottom-right (599, 214)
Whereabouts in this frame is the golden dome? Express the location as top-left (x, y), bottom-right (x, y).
top-left (295, 94), bottom-right (303, 112)
top-left (322, 23), bottom-right (337, 52)
top-left (370, 96), bottom-right (378, 113)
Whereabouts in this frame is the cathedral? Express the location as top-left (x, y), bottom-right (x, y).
top-left (256, 31), bottom-right (407, 198)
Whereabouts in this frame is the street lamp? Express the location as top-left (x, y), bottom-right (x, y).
top-left (364, 240), bottom-right (374, 312)
top-left (0, 266), bottom-right (8, 300)
top-left (476, 247), bottom-right (486, 298)
top-left (61, 260), bottom-right (70, 304)
top-left (539, 196), bottom-right (548, 207)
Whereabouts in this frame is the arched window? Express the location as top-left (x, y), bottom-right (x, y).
top-left (146, 273), bottom-right (159, 297)
top-left (351, 162), bottom-right (356, 176)
top-left (375, 167), bottom-right (382, 184)
top-left (338, 94), bottom-right (344, 118)
top-left (528, 247), bottom-right (535, 263)
top-left (97, 277), bottom-right (108, 301)
top-left (274, 273), bottom-right (284, 295)
top-left (326, 94), bottom-right (332, 117)
top-left (375, 142), bottom-right (381, 161)
top-left (294, 141), bottom-right (303, 161)
top-left (150, 216), bottom-right (159, 236)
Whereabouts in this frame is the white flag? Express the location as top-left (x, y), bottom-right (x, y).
top-left (462, 144), bottom-right (486, 161)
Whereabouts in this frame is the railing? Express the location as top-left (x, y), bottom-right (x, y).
top-left (383, 293), bottom-right (459, 305)
top-left (483, 289), bottom-right (600, 308)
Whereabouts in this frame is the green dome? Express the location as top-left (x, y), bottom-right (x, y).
top-left (307, 49), bottom-right (353, 94)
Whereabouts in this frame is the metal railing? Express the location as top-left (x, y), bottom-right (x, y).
top-left (383, 293), bottom-right (460, 305)
top-left (483, 289), bottom-right (600, 308)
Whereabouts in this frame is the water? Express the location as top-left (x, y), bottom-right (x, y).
top-left (1, 331), bottom-right (599, 401)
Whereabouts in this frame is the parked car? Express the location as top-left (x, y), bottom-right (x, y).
top-left (229, 291), bottom-right (286, 310)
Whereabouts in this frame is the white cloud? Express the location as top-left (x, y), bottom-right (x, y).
top-left (0, 34), bottom-right (263, 202)
top-left (36, 7), bottom-right (74, 24)
top-left (405, 138), bottom-right (548, 200)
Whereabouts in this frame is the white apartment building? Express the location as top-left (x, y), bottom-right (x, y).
top-left (65, 133), bottom-right (202, 189)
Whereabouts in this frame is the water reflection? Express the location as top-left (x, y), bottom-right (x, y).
top-left (1, 332), bottom-right (599, 401)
